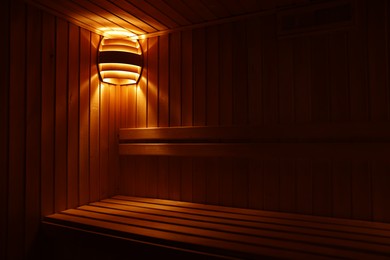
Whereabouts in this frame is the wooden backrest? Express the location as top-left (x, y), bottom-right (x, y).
top-left (118, 123), bottom-right (390, 159)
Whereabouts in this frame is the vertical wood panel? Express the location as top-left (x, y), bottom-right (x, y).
top-left (312, 161), bottom-right (332, 216)
top-left (232, 21), bottom-right (248, 125)
top-left (157, 157), bottom-right (169, 199)
top-left (79, 28), bottom-right (90, 205)
top-left (193, 28), bottom-right (206, 126)
top-left (262, 15), bottom-right (278, 124)
top-left (263, 160), bottom-right (279, 211)
top-left (181, 158), bottom-right (193, 202)
top-left (54, 18), bottom-right (68, 212)
top-left (192, 158), bottom-right (206, 203)
top-left (8, 1), bottom-right (26, 258)
top-left (169, 32), bottom-right (182, 126)
top-left (219, 23), bottom-right (233, 126)
top-left (367, 0), bottom-right (389, 121)
top-left (232, 160), bottom-right (248, 208)
top-left (158, 35), bottom-right (169, 127)
top-left (311, 34), bottom-right (330, 122)
top-left (219, 159), bottom-right (233, 207)
top-left (168, 157), bottom-right (181, 200)
top-left (247, 16), bottom-right (263, 125)
top-left (279, 160), bottom-right (296, 212)
top-left (206, 26), bottom-right (219, 126)
top-left (67, 23), bottom-right (80, 209)
top-left (293, 37), bottom-right (311, 123)
top-left (108, 85), bottom-right (118, 197)
top-left (330, 32), bottom-right (349, 122)
top-left (145, 157), bottom-right (158, 198)
top-left (40, 12), bottom-right (55, 217)
top-left (278, 39), bottom-right (295, 123)
top-left (206, 158), bottom-right (219, 205)
top-left (99, 83), bottom-right (109, 199)
top-left (89, 33), bottom-right (100, 202)
top-left (372, 161), bottom-right (390, 222)
top-left (351, 161), bottom-right (371, 220)
top-left (137, 39), bottom-right (148, 128)
top-left (0, 0), bottom-right (10, 258)
top-left (181, 30), bottom-right (193, 126)
top-left (296, 160), bottom-right (312, 214)
top-left (332, 161), bottom-right (351, 219)
top-left (25, 6), bottom-right (42, 258)
top-left (248, 160), bottom-right (263, 209)
top-left (147, 37), bottom-right (158, 127)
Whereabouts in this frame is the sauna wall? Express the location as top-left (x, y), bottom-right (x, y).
top-left (0, 1), bottom-right (119, 259)
top-left (119, 0), bottom-right (390, 222)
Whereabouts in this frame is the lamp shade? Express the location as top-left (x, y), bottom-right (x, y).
top-left (98, 37), bottom-right (143, 85)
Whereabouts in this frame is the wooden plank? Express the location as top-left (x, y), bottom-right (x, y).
top-left (261, 14), bottom-right (278, 124)
top-left (205, 158), bottom-right (219, 205)
top-left (89, 33), bottom-right (100, 202)
top-left (136, 39), bottom-right (147, 128)
top-left (219, 22), bottom-right (233, 125)
top-left (193, 28), bottom-right (206, 126)
top-left (41, 12), bottom-right (55, 217)
top-left (218, 159), bottom-right (233, 207)
top-left (8, 1), bottom-right (26, 259)
top-left (119, 122), bottom-right (390, 141)
top-left (119, 86), bottom-right (128, 128)
top-left (54, 17), bottom-right (68, 212)
top-left (367, 0), bottom-right (389, 121)
top-left (232, 20), bottom-right (248, 125)
top-left (278, 38), bottom-right (295, 123)
top-left (158, 35), bottom-right (169, 127)
top-left (296, 160), bottom-right (312, 215)
top-left (184, 1), bottom-right (217, 21)
top-left (94, 199), bottom-right (390, 244)
top-left (91, 0), bottom-right (158, 33)
top-left (372, 161), bottom-right (390, 222)
top-left (127, 78), bottom-right (137, 128)
top-left (111, 196), bottom-right (390, 233)
top-left (248, 160), bottom-right (263, 209)
top-left (79, 28), bottom-right (91, 206)
top-left (329, 32), bottom-right (349, 122)
top-left (145, 157), bottom-right (158, 198)
top-left (163, 0), bottom-right (203, 24)
top-left (181, 158), bottom-right (193, 202)
top-left (247, 16), bottom-right (263, 125)
top-left (119, 142), bottom-right (390, 159)
top-left (332, 161), bottom-right (351, 219)
top-left (263, 160), bottom-right (279, 211)
top-left (157, 157), bottom-right (169, 199)
top-left (99, 83), bottom-right (109, 199)
top-left (134, 156), bottom-right (147, 197)
top-left (200, 0), bottom-right (231, 19)
top-left (169, 32), bottom-right (181, 126)
top-left (107, 0), bottom-right (168, 31)
top-left (311, 34), bottom-right (330, 122)
top-left (75, 204), bottom-right (390, 255)
top-left (351, 161), bottom-right (372, 220)
top-left (206, 25), bottom-right (219, 126)
top-left (279, 160), bottom-right (296, 212)
top-left (0, 0), bottom-right (10, 258)
top-left (25, 5), bottom-right (42, 258)
top-left (168, 157), bottom-right (181, 201)
top-left (67, 23), bottom-right (80, 209)
top-left (312, 161), bottom-right (332, 217)
top-left (181, 30), bottom-right (193, 126)
top-left (44, 213), bottom-right (339, 260)
top-left (147, 37), bottom-right (158, 127)
top-left (126, 0), bottom-right (181, 28)
top-left (349, 0), bottom-right (369, 121)
top-left (232, 159), bottom-right (248, 208)
top-left (293, 37), bottom-right (311, 123)
top-left (192, 158), bottom-right (206, 204)
top-left (108, 84), bottom-right (118, 197)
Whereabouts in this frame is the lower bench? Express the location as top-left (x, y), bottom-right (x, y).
top-left (42, 195), bottom-right (390, 259)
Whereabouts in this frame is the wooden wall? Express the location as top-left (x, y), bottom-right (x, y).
top-left (0, 1), bottom-right (118, 259)
top-left (119, 0), bottom-right (390, 222)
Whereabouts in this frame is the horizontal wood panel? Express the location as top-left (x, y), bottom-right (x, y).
top-left (119, 123), bottom-right (390, 142)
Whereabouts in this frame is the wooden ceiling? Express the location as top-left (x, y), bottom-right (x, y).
top-left (26, 0), bottom-right (313, 37)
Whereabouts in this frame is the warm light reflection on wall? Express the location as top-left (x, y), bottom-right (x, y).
top-left (98, 36), bottom-right (143, 86)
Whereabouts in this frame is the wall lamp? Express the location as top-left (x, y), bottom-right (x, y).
top-left (98, 36), bottom-right (143, 85)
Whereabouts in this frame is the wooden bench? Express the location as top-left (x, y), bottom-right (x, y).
top-left (43, 195), bottom-right (390, 259)
top-left (42, 124), bottom-right (390, 259)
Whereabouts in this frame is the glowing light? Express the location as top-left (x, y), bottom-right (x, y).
top-left (97, 32), bottom-right (143, 86)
